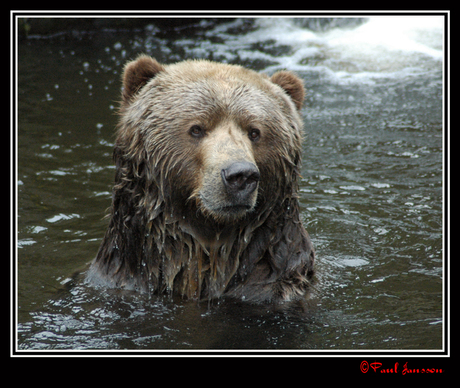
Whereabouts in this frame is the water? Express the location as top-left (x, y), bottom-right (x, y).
top-left (16, 16), bottom-right (444, 350)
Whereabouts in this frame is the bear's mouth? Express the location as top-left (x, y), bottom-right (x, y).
top-left (221, 204), bottom-right (253, 213)
top-left (197, 160), bottom-right (260, 222)
top-left (210, 204), bottom-right (255, 222)
top-left (197, 194), bottom-right (256, 221)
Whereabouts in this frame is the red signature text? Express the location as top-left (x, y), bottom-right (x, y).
top-left (360, 361), bottom-right (443, 375)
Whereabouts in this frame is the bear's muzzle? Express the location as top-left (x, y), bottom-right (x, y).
top-left (198, 159), bottom-right (260, 221)
top-left (221, 161), bottom-right (260, 201)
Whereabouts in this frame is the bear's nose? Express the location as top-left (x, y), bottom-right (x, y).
top-left (221, 162), bottom-right (260, 197)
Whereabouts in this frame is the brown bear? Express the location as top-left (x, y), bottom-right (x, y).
top-left (86, 54), bottom-right (315, 303)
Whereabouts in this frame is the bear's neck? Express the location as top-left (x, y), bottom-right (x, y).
top-left (150, 199), bottom-right (284, 299)
top-left (148, 214), bottom-right (249, 299)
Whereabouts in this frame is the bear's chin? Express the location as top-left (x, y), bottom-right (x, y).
top-left (200, 202), bottom-right (256, 224)
top-left (218, 204), bottom-right (253, 219)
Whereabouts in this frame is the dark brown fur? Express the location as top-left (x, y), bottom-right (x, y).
top-left (86, 55), bottom-right (315, 303)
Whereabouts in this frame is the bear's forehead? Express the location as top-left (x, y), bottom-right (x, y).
top-left (157, 61), bottom-right (274, 97)
top-left (148, 61), bottom-right (286, 115)
top-left (165, 60), bottom-right (268, 83)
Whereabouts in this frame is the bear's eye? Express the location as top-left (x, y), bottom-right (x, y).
top-left (189, 125), bottom-right (205, 138)
top-left (249, 128), bottom-right (261, 142)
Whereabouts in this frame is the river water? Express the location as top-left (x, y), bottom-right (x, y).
top-left (16, 16), bottom-right (445, 351)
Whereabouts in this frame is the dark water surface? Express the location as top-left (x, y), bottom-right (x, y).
top-left (16, 17), bottom-right (444, 351)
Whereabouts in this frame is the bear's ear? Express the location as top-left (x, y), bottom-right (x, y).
top-left (270, 71), bottom-right (305, 111)
top-left (122, 55), bottom-right (165, 103)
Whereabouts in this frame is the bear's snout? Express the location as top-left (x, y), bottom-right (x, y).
top-left (221, 162), bottom-right (260, 200)
top-left (198, 158), bottom-right (260, 221)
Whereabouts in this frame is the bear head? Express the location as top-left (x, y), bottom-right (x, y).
top-left (89, 55), bottom-right (315, 301)
top-left (117, 55), bottom-right (305, 229)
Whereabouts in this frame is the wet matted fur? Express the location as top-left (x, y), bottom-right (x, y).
top-left (86, 55), bottom-right (315, 303)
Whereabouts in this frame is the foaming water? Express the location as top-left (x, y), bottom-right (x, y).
top-left (324, 16), bottom-right (443, 75)
top-left (173, 17), bottom-right (443, 77)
